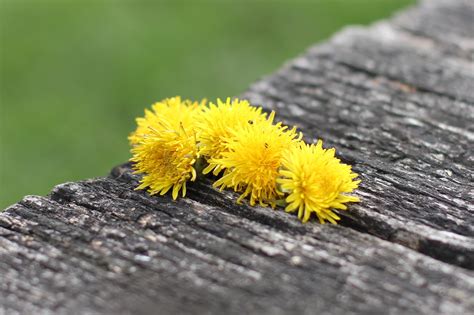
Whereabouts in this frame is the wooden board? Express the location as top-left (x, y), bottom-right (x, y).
top-left (1, 0), bottom-right (473, 314)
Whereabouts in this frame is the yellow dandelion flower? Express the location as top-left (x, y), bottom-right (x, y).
top-left (213, 112), bottom-right (302, 207)
top-left (128, 96), bottom-right (204, 146)
top-left (130, 97), bottom-right (203, 199)
top-left (197, 98), bottom-right (267, 175)
top-left (277, 141), bottom-right (360, 224)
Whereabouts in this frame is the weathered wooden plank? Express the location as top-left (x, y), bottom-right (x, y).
top-left (1, 0), bottom-right (473, 314)
top-left (243, 0), bottom-right (474, 270)
top-left (393, 0), bottom-right (474, 59)
top-left (1, 172), bottom-right (473, 314)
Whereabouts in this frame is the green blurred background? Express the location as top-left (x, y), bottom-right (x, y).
top-left (0, 0), bottom-right (414, 209)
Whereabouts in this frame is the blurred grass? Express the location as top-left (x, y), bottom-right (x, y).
top-left (0, 0), bottom-right (414, 208)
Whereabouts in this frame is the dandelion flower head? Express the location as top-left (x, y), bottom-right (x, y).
top-left (197, 98), bottom-right (267, 175)
top-left (278, 140), bottom-right (360, 223)
top-left (130, 96), bottom-right (203, 199)
top-left (129, 96), bottom-right (204, 145)
top-left (213, 112), bottom-right (302, 207)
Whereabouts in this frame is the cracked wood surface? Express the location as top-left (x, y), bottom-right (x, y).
top-left (1, 0), bottom-right (473, 314)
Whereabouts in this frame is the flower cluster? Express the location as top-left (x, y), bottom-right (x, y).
top-left (129, 96), bottom-right (360, 223)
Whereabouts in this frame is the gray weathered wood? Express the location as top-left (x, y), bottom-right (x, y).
top-left (1, 0), bottom-right (473, 314)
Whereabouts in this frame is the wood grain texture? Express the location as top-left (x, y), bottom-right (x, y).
top-left (1, 0), bottom-right (473, 314)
